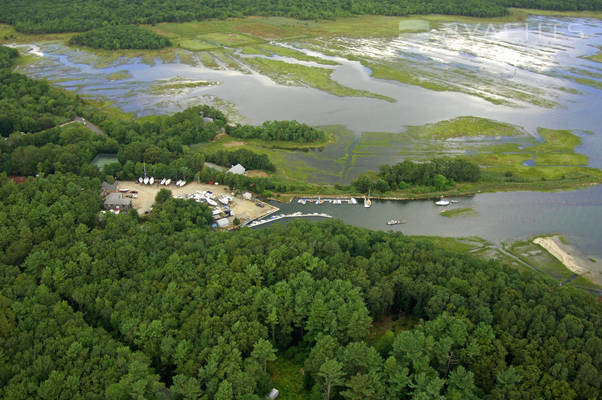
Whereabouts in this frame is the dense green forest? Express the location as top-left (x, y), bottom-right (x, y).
top-left (1, 0), bottom-right (599, 34)
top-left (0, 173), bottom-right (600, 399)
top-left (229, 121), bottom-right (327, 143)
top-left (0, 29), bottom-right (601, 400)
top-left (0, 46), bottom-right (18, 69)
top-left (353, 158), bottom-right (481, 193)
top-left (69, 25), bottom-right (172, 50)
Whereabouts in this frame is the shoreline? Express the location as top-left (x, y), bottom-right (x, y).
top-left (271, 181), bottom-right (602, 203)
top-left (533, 236), bottom-right (601, 287)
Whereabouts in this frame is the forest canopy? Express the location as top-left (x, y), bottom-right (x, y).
top-left (229, 120), bottom-right (327, 143)
top-left (353, 158), bottom-right (481, 193)
top-left (0, 0), bottom-right (600, 34)
top-left (69, 25), bottom-right (172, 50)
top-left (0, 173), bottom-right (600, 399)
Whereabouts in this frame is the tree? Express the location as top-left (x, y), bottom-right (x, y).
top-left (215, 380), bottom-right (233, 400)
top-left (317, 359), bottom-right (345, 400)
top-left (251, 339), bottom-right (277, 373)
top-left (155, 188), bottom-right (172, 204)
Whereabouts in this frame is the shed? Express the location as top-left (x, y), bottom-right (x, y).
top-left (104, 192), bottom-right (132, 211)
top-left (216, 218), bottom-right (230, 228)
top-left (100, 180), bottom-right (118, 195)
top-left (228, 163), bottom-right (246, 175)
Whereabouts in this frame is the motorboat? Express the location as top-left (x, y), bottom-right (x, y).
top-left (138, 177), bottom-right (143, 184)
top-left (435, 199), bottom-right (450, 206)
top-left (160, 178), bottom-right (166, 185)
top-left (364, 197), bottom-right (372, 208)
top-left (149, 177), bottom-right (154, 185)
top-left (165, 179), bottom-right (171, 185)
top-left (143, 177), bottom-right (149, 185)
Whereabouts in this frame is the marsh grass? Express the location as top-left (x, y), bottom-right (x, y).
top-left (440, 207), bottom-right (479, 218)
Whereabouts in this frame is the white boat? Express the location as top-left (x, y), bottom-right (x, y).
top-left (180, 180), bottom-right (186, 187)
top-left (119, 188), bottom-right (129, 192)
top-left (451, 200), bottom-right (459, 204)
top-left (350, 197), bottom-right (358, 205)
top-left (364, 197), bottom-right (372, 208)
top-left (175, 180), bottom-right (182, 186)
top-left (143, 177), bottom-right (149, 185)
top-left (160, 178), bottom-right (166, 185)
top-left (207, 199), bottom-right (218, 207)
top-left (165, 179), bottom-right (171, 185)
top-left (219, 197), bottom-right (229, 205)
top-left (435, 199), bottom-right (450, 206)
top-left (138, 177), bottom-right (143, 184)
top-left (149, 177), bottom-right (155, 185)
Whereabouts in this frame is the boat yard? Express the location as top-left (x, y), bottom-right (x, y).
top-left (116, 180), bottom-right (278, 226)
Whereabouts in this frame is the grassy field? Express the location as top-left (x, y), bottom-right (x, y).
top-left (190, 125), bottom-right (356, 184)
top-left (405, 116), bottom-right (529, 140)
top-left (190, 116), bottom-right (602, 193)
top-left (352, 117), bottom-right (602, 187)
top-left (440, 207), bottom-right (479, 218)
top-left (240, 43), bottom-right (339, 65)
top-left (507, 239), bottom-right (575, 282)
top-left (268, 356), bottom-right (309, 400)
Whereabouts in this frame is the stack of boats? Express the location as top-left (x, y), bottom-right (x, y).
top-left (137, 177), bottom-right (186, 187)
top-left (297, 197), bottom-right (358, 205)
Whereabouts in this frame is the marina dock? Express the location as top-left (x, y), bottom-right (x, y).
top-left (247, 212), bottom-right (332, 227)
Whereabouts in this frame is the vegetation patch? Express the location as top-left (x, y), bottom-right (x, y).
top-left (507, 239), bottom-right (575, 283)
top-left (150, 78), bottom-right (219, 94)
top-left (197, 32), bottom-right (260, 47)
top-left (245, 57), bottom-right (394, 102)
top-left (105, 70), bottom-right (131, 80)
top-left (70, 25), bottom-right (171, 50)
top-left (440, 207), bottom-right (479, 218)
top-left (241, 43), bottom-right (339, 65)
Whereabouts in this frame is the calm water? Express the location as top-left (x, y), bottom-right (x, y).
top-left (264, 184), bottom-right (602, 260)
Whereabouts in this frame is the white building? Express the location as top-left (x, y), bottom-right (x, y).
top-left (227, 163), bottom-right (246, 175)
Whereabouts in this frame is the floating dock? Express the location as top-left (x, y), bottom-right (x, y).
top-left (247, 212), bottom-right (332, 227)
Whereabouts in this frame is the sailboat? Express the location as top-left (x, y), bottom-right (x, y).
top-left (364, 191), bottom-right (372, 208)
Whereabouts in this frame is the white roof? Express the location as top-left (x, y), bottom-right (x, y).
top-left (216, 218), bottom-right (230, 228)
top-left (227, 164), bottom-right (246, 175)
